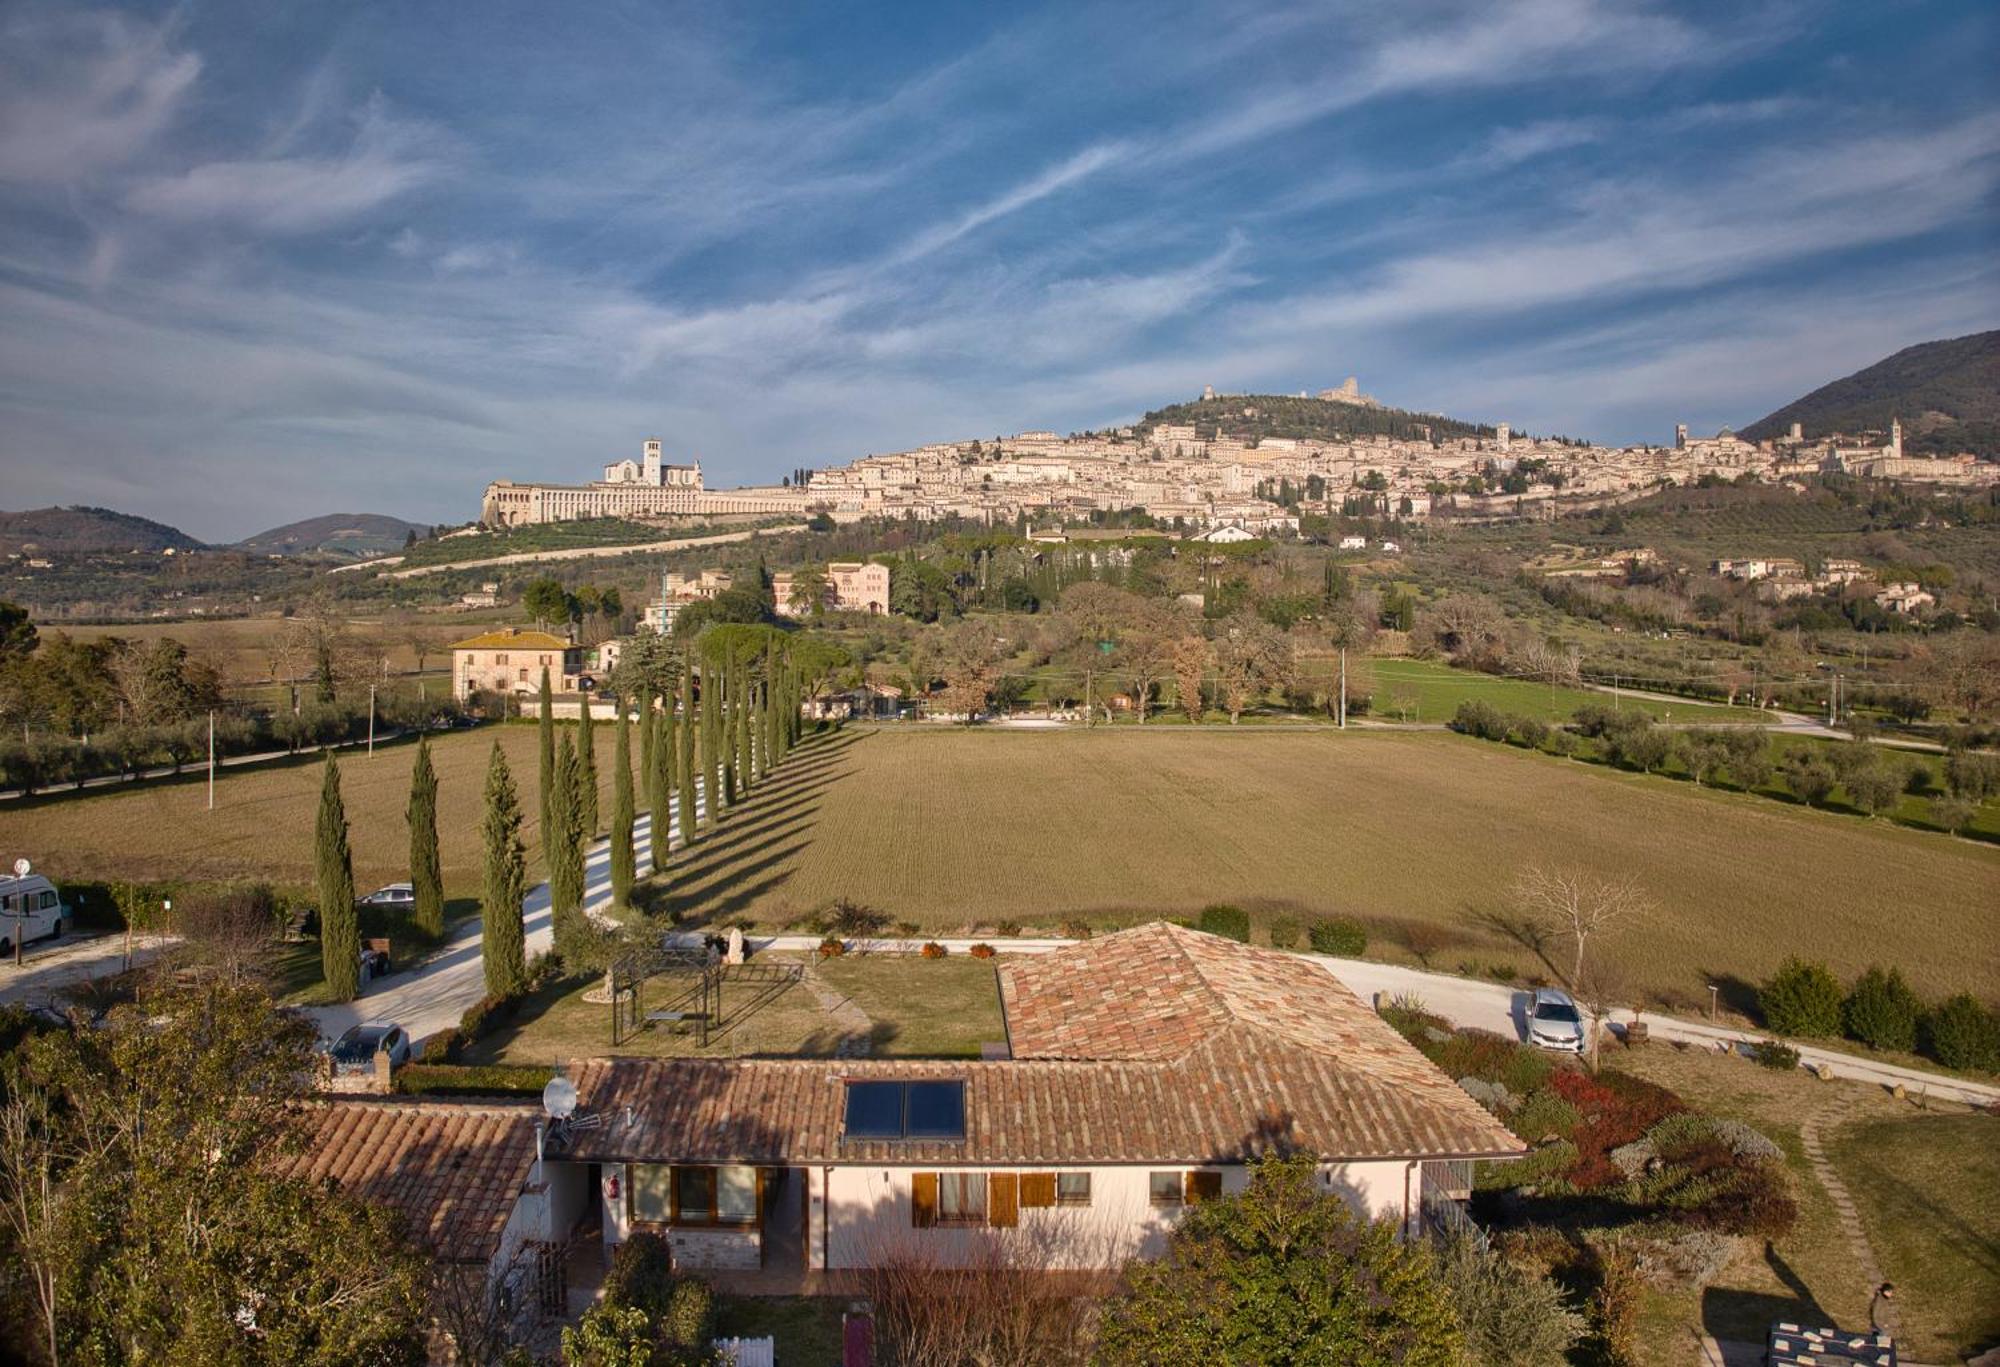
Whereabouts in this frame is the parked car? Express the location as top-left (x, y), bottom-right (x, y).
top-left (357, 883), bottom-right (415, 910)
top-left (326, 1022), bottom-right (411, 1075)
top-left (1, 869), bottom-right (67, 958)
top-left (1527, 987), bottom-right (1586, 1054)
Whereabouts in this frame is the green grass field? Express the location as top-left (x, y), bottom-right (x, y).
top-left (1363, 657), bottom-right (1769, 725)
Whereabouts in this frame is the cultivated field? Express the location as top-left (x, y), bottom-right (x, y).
top-left (6, 723), bottom-right (1995, 1004)
top-left (0, 722), bottom-right (617, 896)
top-left (648, 727), bottom-right (1998, 1003)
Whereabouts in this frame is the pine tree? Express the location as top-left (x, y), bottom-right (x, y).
top-left (576, 685), bottom-right (600, 838)
top-left (548, 735), bottom-right (587, 958)
top-left (677, 663), bottom-right (698, 845)
top-left (406, 736), bottom-right (444, 938)
top-left (316, 752), bottom-right (359, 1000)
top-left (537, 665), bottom-right (555, 857)
top-left (610, 701), bottom-right (635, 909)
top-left (480, 741), bottom-right (527, 999)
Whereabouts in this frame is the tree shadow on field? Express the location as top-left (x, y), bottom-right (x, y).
top-left (1462, 901), bottom-right (1563, 981)
top-left (1697, 970), bottom-right (1761, 1021)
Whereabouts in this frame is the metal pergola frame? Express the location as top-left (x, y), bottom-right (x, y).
top-left (606, 943), bottom-right (805, 1049)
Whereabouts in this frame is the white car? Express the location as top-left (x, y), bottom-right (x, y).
top-left (1, 871), bottom-right (67, 958)
top-left (357, 883), bottom-right (416, 910)
top-left (1527, 987), bottom-right (1586, 1053)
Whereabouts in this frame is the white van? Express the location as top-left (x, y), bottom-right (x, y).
top-left (0, 871), bottom-right (67, 958)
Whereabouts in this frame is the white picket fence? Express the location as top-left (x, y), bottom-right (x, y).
top-left (713, 1336), bottom-right (776, 1367)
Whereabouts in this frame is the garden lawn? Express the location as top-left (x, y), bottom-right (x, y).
top-left (1827, 1112), bottom-right (2000, 1361)
top-left (1365, 657), bottom-right (1768, 725)
top-left (644, 726), bottom-right (1999, 1004)
top-left (460, 952), bottom-right (1005, 1066)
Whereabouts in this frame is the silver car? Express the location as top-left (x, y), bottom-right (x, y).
top-left (327, 1022), bottom-right (411, 1075)
top-left (357, 883), bottom-right (415, 910)
top-left (1528, 987), bottom-right (1586, 1053)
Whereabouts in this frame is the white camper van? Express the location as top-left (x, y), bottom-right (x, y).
top-left (0, 864), bottom-right (67, 958)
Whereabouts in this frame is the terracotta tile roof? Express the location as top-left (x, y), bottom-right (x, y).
top-left (565, 924), bottom-right (1521, 1165)
top-left (450, 628), bottom-right (574, 651)
top-left (277, 1100), bottom-right (540, 1263)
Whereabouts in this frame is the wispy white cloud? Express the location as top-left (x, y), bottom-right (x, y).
top-left (889, 142), bottom-right (1132, 266)
top-left (0, 10), bottom-right (199, 184)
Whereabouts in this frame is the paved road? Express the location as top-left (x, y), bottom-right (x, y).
top-left (0, 725), bottom-right (446, 804)
top-left (379, 522), bottom-right (805, 580)
top-left (0, 931), bottom-right (177, 1007)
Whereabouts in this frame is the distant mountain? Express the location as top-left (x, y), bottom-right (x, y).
top-left (0, 505), bottom-right (204, 555)
top-left (234, 513), bottom-right (430, 559)
top-left (1740, 330), bottom-right (2000, 459)
top-left (1140, 391), bottom-right (1496, 445)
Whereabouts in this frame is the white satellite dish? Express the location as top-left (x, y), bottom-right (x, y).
top-left (10, 859), bottom-right (27, 878)
top-left (542, 1075), bottom-right (578, 1120)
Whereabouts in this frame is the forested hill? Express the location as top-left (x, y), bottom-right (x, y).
top-left (0, 506), bottom-right (204, 555)
top-left (1139, 392), bottom-right (1496, 445)
top-left (234, 512), bottom-right (429, 559)
top-left (1740, 329), bottom-right (2000, 459)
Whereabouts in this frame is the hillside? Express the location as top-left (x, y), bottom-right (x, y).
top-left (234, 513), bottom-right (429, 559)
top-left (1740, 329), bottom-right (2000, 458)
top-left (0, 506), bottom-right (204, 555)
top-left (1140, 391), bottom-right (1496, 445)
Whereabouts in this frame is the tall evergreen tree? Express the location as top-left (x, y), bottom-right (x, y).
top-left (677, 663), bottom-right (698, 845)
top-left (316, 752), bottom-right (359, 1000)
top-left (576, 685), bottom-right (600, 837)
top-left (610, 701), bottom-right (635, 909)
top-left (638, 690), bottom-right (656, 813)
top-left (405, 736), bottom-right (444, 938)
top-left (652, 697), bottom-right (674, 874)
top-left (537, 665), bottom-right (555, 856)
top-left (480, 741), bottom-right (527, 998)
top-left (707, 661), bottom-right (727, 817)
top-left (548, 736), bottom-right (587, 958)
top-left (735, 658), bottom-right (754, 794)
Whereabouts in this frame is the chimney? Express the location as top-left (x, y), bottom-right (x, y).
top-left (371, 1047), bottom-right (395, 1095)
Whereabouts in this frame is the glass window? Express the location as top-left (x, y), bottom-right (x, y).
top-left (1057, 1172), bottom-right (1092, 1207)
top-left (904, 1081), bottom-right (966, 1139)
top-left (1149, 1172), bottom-right (1183, 1206)
top-left (38, 892), bottom-right (56, 911)
top-left (631, 1165), bottom-right (672, 1222)
top-left (844, 1082), bottom-right (904, 1138)
top-left (674, 1166), bottom-right (715, 1223)
top-left (717, 1166), bottom-right (758, 1224)
top-left (1188, 1171), bottom-right (1223, 1203)
top-left (938, 1173), bottom-right (987, 1223)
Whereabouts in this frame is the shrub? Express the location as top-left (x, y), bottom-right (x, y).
top-left (1308, 917), bottom-right (1367, 956)
top-left (892, 920), bottom-right (920, 939)
top-left (825, 898), bottom-right (888, 938)
top-left (919, 941), bottom-right (947, 959)
top-left (1059, 919), bottom-right (1093, 940)
top-left (1754, 1040), bottom-right (1799, 1071)
top-left (1511, 716), bottom-right (1550, 750)
top-left (1924, 994), bottom-right (2000, 1072)
top-left (994, 919), bottom-right (1023, 937)
top-left (817, 936), bottom-right (846, 958)
top-left (1758, 957), bottom-right (1844, 1038)
top-left (1843, 966), bottom-right (1922, 1053)
top-left (1267, 915), bottom-right (1302, 950)
top-left (1512, 1089), bottom-right (1582, 1143)
top-left (1547, 728), bottom-right (1579, 758)
top-left (1437, 1234), bottom-right (1585, 1367)
top-left (968, 942), bottom-right (996, 959)
top-left (1452, 699), bottom-right (1510, 741)
top-left (1588, 1245), bottom-right (1643, 1367)
top-left (1197, 904), bottom-right (1250, 942)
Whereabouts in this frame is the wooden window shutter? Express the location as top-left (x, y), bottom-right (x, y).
top-left (1187, 1170), bottom-right (1223, 1204)
top-left (911, 1173), bottom-right (938, 1228)
top-left (1019, 1173), bottom-right (1056, 1209)
top-left (989, 1172), bottom-right (1019, 1228)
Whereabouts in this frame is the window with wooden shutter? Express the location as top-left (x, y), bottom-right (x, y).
top-left (1186, 1170), bottom-right (1223, 1204)
top-left (1019, 1173), bottom-right (1057, 1209)
top-left (911, 1172), bottom-right (938, 1228)
top-left (989, 1172), bottom-right (1019, 1228)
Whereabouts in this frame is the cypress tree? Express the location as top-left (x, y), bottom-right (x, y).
top-left (677, 663), bottom-right (698, 845)
top-left (735, 658), bottom-right (754, 794)
top-left (576, 685), bottom-right (600, 838)
top-left (316, 752), bottom-right (359, 1000)
top-left (548, 735), bottom-right (587, 958)
top-left (480, 741), bottom-right (527, 999)
top-left (406, 736), bottom-right (444, 938)
top-left (652, 697), bottom-right (674, 874)
top-left (537, 665), bottom-right (555, 857)
top-left (707, 661), bottom-right (727, 817)
top-left (638, 690), bottom-right (656, 813)
top-left (610, 701), bottom-right (635, 908)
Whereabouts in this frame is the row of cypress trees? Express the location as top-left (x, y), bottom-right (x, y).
top-left (311, 641), bottom-right (811, 1003)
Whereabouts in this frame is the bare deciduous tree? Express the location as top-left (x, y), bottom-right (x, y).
top-left (1171, 635), bottom-right (1210, 723)
top-left (1514, 864), bottom-right (1651, 1065)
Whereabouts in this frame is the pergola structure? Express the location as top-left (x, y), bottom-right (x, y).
top-left (606, 942), bottom-right (803, 1049)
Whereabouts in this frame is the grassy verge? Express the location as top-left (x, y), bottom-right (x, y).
top-left (1366, 657), bottom-right (1770, 725)
top-left (713, 1296), bottom-right (845, 1364)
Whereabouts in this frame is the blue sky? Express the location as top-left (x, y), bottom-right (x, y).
top-left (1, 1), bottom-right (1995, 539)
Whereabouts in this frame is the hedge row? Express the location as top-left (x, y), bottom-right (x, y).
top-left (1760, 957), bottom-right (2000, 1073)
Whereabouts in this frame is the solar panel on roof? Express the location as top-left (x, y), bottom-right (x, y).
top-left (843, 1081), bottom-right (905, 1138)
top-left (904, 1081), bottom-right (966, 1139)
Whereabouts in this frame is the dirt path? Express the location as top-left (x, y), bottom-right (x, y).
top-left (798, 961), bottom-right (874, 1057)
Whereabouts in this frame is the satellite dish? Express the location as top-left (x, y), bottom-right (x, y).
top-left (541, 1075), bottom-right (578, 1120)
top-left (10, 859), bottom-right (28, 878)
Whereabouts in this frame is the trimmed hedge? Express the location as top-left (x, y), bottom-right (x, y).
top-left (1758, 957), bottom-right (1844, 1038)
top-left (1196, 904), bottom-right (1250, 943)
top-left (1843, 966), bottom-right (1922, 1053)
top-left (1925, 994), bottom-right (2000, 1072)
top-left (1309, 918), bottom-right (1368, 957)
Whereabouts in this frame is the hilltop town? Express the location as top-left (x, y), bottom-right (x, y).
top-left (481, 382), bottom-right (1996, 538)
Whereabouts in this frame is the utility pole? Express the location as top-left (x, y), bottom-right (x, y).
top-left (1338, 647), bottom-right (1348, 729)
top-left (368, 684), bottom-right (377, 756)
top-left (1084, 668), bottom-right (1093, 728)
top-left (207, 710), bottom-right (215, 811)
